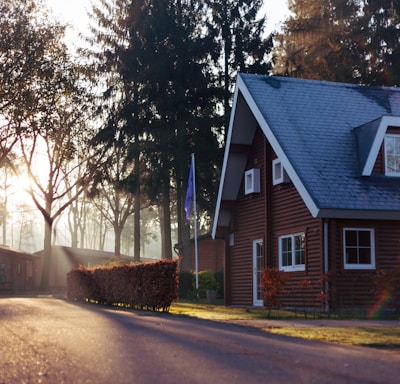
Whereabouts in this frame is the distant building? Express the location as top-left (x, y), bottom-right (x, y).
top-left (175, 234), bottom-right (225, 273)
top-left (0, 245), bottom-right (40, 291)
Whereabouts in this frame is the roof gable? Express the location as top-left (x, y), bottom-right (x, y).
top-left (212, 74), bottom-right (400, 238)
top-left (355, 116), bottom-right (400, 176)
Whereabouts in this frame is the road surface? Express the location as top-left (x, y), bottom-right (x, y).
top-left (0, 297), bottom-right (399, 383)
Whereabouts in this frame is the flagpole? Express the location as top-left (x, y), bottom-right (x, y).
top-left (191, 153), bottom-right (199, 291)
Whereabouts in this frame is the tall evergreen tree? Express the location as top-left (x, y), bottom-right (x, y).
top-left (84, 0), bottom-right (146, 261)
top-left (123, 0), bottom-right (221, 261)
top-left (273, 0), bottom-right (360, 82)
top-left (209, 0), bottom-right (273, 133)
top-left (355, 0), bottom-right (400, 86)
top-left (273, 0), bottom-right (400, 86)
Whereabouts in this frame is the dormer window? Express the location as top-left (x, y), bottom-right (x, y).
top-left (384, 134), bottom-right (400, 176)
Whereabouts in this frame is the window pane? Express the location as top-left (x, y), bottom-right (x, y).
top-left (358, 248), bottom-right (371, 264)
top-left (281, 238), bottom-right (292, 266)
top-left (282, 251), bottom-right (291, 266)
top-left (358, 231), bottom-right (371, 247)
top-left (282, 237), bottom-right (291, 252)
top-left (345, 231), bottom-right (357, 246)
top-left (256, 243), bottom-right (263, 256)
top-left (387, 155), bottom-right (395, 172)
top-left (346, 248), bottom-right (358, 264)
top-left (386, 137), bottom-right (394, 154)
top-left (295, 234), bottom-right (305, 265)
top-left (395, 137), bottom-right (400, 154)
top-left (295, 250), bottom-right (304, 265)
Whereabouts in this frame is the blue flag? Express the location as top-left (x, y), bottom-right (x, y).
top-left (185, 163), bottom-right (193, 220)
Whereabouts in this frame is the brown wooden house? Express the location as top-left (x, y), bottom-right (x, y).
top-left (212, 74), bottom-right (400, 313)
top-left (0, 245), bottom-right (40, 291)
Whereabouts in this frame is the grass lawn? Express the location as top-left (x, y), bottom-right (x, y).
top-left (169, 301), bottom-right (400, 352)
top-left (263, 326), bottom-right (400, 351)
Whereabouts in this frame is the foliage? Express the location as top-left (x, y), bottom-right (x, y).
top-left (370, 268), bottom-right (400, 315)
top-left (262, 267), bottom-right (290, 317)
top-left (197, 269), bottom-right (218, 292)
top-left (208, 0), bottom-right (273, 130)
top-left (355, 0), bottom-right (400, 85)
top-left (0, 0), bottom-right (93, 290)
top-left (83, 0), bottom-right (273, 264)
top-left (273, 0), bottom-right (400, 86)
top-left (67, 260), bottom-right (179, 312)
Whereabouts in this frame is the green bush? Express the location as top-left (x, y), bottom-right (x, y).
top-left (196, 269), bottom-right (218, 298)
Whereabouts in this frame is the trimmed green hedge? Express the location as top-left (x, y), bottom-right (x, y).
top-left (67, 260), bottom-right (178, 312)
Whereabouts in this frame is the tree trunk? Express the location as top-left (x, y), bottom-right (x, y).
top-left (182, 221), bottom-right (192, 271)
top-left (160, 177), bottom-right (172, 260)
top-left (114, 225), bottom-right (122, 257)
top-left (40, 201), bottom-right (53, 291)
top-left (133, 145), bottom-right (140, 262)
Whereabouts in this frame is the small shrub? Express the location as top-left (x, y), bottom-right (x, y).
top-left (67, 260), bottom-right (178, 312)
top-left (262, 267), bottom-right (290, 317)
top-left (196, 269), bottom-right (218, 298)
top-left (370, 268), bottom-right (400, 316)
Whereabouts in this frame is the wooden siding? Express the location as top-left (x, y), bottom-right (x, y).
top-left (372, 147), bottom-right (384, 173)
top-left (330, 219), bottom-right (400, 311)
top-left (227, 126), bottom-right (325, 308)
top-left (269, 160), bottom-right (323, 309)
top-left (189, 237), bottom-right (225, 272)
top-left (0, 247), bottom-right (40, 290)
top-left (228, 127), bottom-right (266, 305)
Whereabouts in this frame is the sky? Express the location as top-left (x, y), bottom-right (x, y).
top-left (45, 0), bottom-right (290, 44)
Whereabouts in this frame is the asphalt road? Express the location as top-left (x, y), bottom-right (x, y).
top-left (0, 297), bottom-right (399, 384)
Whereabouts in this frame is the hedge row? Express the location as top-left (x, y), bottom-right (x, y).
top-left (66, 260), bottom-right (178, 312)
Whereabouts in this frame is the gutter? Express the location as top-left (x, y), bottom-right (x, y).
top-left (324, 219), bottom-right (329, 312)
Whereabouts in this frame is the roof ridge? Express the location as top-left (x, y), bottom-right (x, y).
top-left (238, 73), bottom-right (400, 92)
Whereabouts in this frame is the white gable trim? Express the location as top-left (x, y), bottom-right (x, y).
top-left (362, 116), bottom-right (400, 176)
top-left (212, 75), bottom-right (320, 239)
top-left (211, 77), bottom-right (242, 239)
top-left (236, 75), bottom-right (320, 218)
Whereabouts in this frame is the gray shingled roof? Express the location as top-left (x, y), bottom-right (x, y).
top-left (213, 74), bottom-right (400, 235)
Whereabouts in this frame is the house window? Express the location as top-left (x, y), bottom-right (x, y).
top-left (384, 134), bottom-right (400, 176)
top-left (272, 159), bottom-right (289, 185)
top-left (343, 228), bottom-right (375, 270)
top-left (244, 168), bottom-right (260, 195)
top-left (279, 233), bottom-right (305, 272)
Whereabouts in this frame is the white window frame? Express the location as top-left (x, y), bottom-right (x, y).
top-left (244, 168), bottom-right (260, 194)
top-left (272, 159), bottom-right (289, 185)
top-left (252, 239), bottom-right (264, 306)
top-left (278, 232), bottom-right (305, 272)
top-left (343, 228), bottom-right (375, 270)
top-left (384, 134), bottom-right (400, 176)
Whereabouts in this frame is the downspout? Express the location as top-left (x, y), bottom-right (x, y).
top-left (324, 219), bottom-right (329, 312)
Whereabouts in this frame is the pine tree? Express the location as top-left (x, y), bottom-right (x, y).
top-left (124, 0), bottom-right (222, 261)
top-left (273, 0), bottom-right (360, 82)
top-left (355, 0), bottom-right (400, 85)
top-left (209, 0), bottom-right (272, 133)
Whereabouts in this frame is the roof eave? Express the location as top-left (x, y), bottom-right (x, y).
top-left (317, 208), bottom-right (400, 220)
